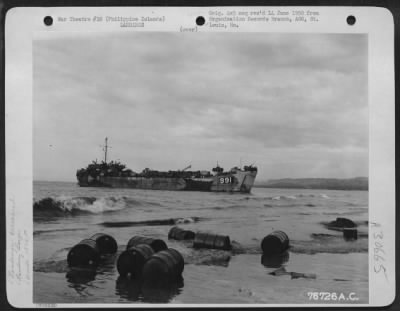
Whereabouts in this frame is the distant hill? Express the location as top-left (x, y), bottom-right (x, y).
top-left (254, 177), bottom-right (368, 191)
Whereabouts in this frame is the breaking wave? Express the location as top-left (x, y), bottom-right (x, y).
top-left (242, 193), bottom-right (330, 201)
top-left (267, 194), bottom-right (330, 200)
top-left (33, 196), bottom-right (154, 219)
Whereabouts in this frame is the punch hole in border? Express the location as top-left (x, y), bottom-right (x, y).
top-left (346, 15), bottom-right (356, 26)
top-left (44, 16), bottom-right (53, 26)
top-left (196, 16), bottom-right (205, 26)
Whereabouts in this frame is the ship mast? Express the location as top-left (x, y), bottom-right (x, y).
top-left (102, 137), bottom-right (110, 163)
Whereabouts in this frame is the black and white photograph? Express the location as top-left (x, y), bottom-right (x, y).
top-left (31, 30), bottom-right (370, 304)
top-left (4, 6), bottom-right (396, 308)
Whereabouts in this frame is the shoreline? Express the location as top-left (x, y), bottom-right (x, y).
top-left (253, 186), bottom-right (368, 191)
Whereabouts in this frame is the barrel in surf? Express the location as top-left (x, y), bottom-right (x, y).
top-left (261, 231), bottom-right (289, 255)
top-left (67, 239), bottom-right (100, 267)
top-left (193, 232), bottom-right (231, 250)
top-left (142, 248), bottom-right (184, 285)
top-left (168, 226), bottom-right (195, 240)
top-left (126, 236), bottom-right (168, 253)
top-left (90, 233), bottom-right (118, 254)
top-left (117, 244), bottom-right (155, 278)
top-left (327, 217), bottom-right (357, 229)
top-left (343, 228), bottom-right (358, 241)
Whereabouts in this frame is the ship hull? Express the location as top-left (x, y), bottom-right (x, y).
top-left (78, 171), bottom-right (257, 193)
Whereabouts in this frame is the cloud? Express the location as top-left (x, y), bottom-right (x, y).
top-left (33, 32), bottom-right (368, 181)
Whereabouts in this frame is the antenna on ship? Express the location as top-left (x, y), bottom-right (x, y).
top-left (101, 137), bottom-right (111, 163)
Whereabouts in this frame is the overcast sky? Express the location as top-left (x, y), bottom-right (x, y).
top-left (33, 32), bottom-right (368, 182)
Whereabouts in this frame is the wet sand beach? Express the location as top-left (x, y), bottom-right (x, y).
top-left (33, 181), bottom-right (368, 304)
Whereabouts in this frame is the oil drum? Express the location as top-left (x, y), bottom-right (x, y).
top-left (117, 244), bottom-right (154, 278)
top-left (343, 228), bottom-right (358, 241)
top-left (193, 232), bottom-right (231, 250)
top-left (141, 248), bottom-right (184, 285)
top-left (126, 236), bottom-right (168, 253)
top-left (193, 232), bottom-right (208, 248)
top-left (331, 217), bottom-right (356, 228)
top-left (261, 231), bottom-right (289, 255)
top-left (214, 235), bottom-right (231, 250)
top-left (67, 239), bottom-right (100, 268)
top-left (90, 233), bottom-right (118, 254)
top-left (168, 226), bottom-right (195, 240)
top-left (166, 248), bottom-right (184, 274)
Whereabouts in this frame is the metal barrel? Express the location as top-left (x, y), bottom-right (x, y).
top-left (261, 251), bottom-right (290, 268)
top-left (193, 232), bottom-right (231, 250)
top-left (261, 231), bottom-right (289, 255)
top-left (168, 226), bottom-right (195, 240)
top-left (343, 228), bottom-right (358, 241)
top-left (214, 235), bottom-right (231, 250)
top-left (142, 248), bottom-right (184, 284)
top-left (126, 236), bottom-right (168, 253)
top-left (117, 244), bottom-right (154, 278)
top-left (166, 248), bottom-right (184, 274)
top-left (90, 233), bottom-right (118, 254)
top-left (67, 239), bottom-right (100, 268)
top-left (193, 232), bottom-right (208, 248)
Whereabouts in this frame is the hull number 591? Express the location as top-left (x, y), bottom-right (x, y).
top-left (219, 177), bottom-right (232, 184)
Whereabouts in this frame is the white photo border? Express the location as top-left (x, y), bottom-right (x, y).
top-left (5, 6), bottom-right (395, 308)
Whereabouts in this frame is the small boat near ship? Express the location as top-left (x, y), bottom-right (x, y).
top-left (76, 138), bottom-right (258, 193)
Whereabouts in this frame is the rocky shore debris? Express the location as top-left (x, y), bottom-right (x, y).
top-left (269, 267), bottom-right (316, 280)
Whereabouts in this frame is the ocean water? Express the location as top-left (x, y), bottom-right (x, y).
top-left (33, 181), bottom-right (368, 304)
